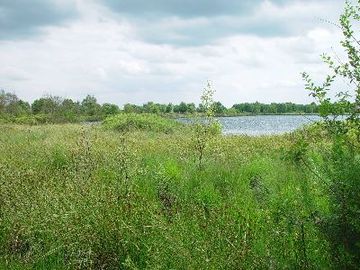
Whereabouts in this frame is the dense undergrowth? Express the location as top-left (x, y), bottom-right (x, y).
top-left (1, 122), bottom-right (358, 269)
top-left (2, 1), bottom-right (360, 268)
top-left (102, 113), bottom-right (184, 133)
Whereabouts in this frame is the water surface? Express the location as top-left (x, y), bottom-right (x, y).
top-left (179, 115), bottom-right (321, 135)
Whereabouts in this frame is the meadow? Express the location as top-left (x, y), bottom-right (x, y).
top-left (1, 113), bottom-right (357, 269)
top-left (2, 1), bottom-right (360, 268)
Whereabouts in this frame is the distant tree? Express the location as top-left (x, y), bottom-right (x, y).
top-left (186, 103), bottom-right (196, 114)
top-left (197, 103), bottom-right (206, 113)
top-left (61, 99), bottom-right (81, 113)
top-left (177, 102), bottom-right (188, 113)
top-left (124, 103), bottom-right (142, 113)
top-left (81, 95), bottom-right (101, 116)
top-left (269, 103), bottom-right (278, 114)
top-left (212, 101), bottom-right (227, 114)
top-left (101, 103), bottom-right (120, 116)
top-left (253, 101), bottom-right (261, 114)
top-left (0, 90), bottom-right (30, 116)
top-left (0, 91), bottom-right (18, 113)
top-left (226, 107), bottom-right (237, 115)
top-left (165, 103), bottom-right (174, 113)
top-left (277, 103), bottom-right (286, 114)
top-left (15, 100), bottom-right (31, 115)
top-left (143, 102), bottom-right (162, 114)
top-left (304, 102), bottom-right (318, 113)
top-left (31, 96), bottom-right (62, 114)
top-left (158, 103), bottom-right (167, 113)
top-left (0, 90), bottom-right (7, 113)
top-left (244, 103), bottom-right (252, 112)
top-left (57, 98), bottom-right (81, 122)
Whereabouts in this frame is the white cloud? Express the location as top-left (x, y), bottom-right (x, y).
top-left (0, 0), bottom-right (347, 106)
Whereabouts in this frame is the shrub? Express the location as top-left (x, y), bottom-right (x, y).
top-left (190, 81), bottom-right (222, 169)
top-left (102, 113), bottom-right (183, 133)
top-left (300, 1), bottom-right (360, 268)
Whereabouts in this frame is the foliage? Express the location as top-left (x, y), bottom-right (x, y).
top-left (0, 91), bottom-right (122, 124)
top-left (190, 81), bottom-right (222, 169)
top-left (232, 102), bottom-right (319, 115)
top-left (102, 113), bottom-right (184, 133)
top-left (298, 1), bottom-right (360, 268)
top-left (0, 90), bottom-right (30, 117)
top-left (81, 95), bottom-right (101, 116)
top-left (0, 89), bottom-right (320, 125)
top-left (2, 2), bottom-right (360, 269)
top-left (0, 124), bottom-right (333, 269)
top-left (101, 103), bottom-right (120, 116)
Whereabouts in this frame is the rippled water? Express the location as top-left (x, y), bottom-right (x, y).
top-left (179, 115), bottom-right (321, 135)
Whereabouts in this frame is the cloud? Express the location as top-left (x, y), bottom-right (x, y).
top-left (101, 0), bottom-right (263, 18)
top-left (101, 0), bottom-right (343, 46)
top-left (0, 0), bottom-right (348, 106)
top-left (0, 0), bottom-right (77, 40)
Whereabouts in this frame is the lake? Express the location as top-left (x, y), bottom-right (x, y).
top-left (178, 115), bottom-right (321, 135)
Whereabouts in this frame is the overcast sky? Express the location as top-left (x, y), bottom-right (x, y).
top-left (0, 0), bottom-right (346, 106)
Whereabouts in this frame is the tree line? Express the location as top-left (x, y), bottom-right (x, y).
top-left (0, 90), bottom-right (319, 123)
top-left (0, 91), bottom-right (121, 123)
top-left (114, 101), bottom-right (318, 115)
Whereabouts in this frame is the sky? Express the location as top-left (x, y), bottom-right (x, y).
top-left (0, 0), bottom-right (347, 106)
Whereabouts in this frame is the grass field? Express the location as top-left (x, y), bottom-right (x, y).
top-left (0, 120), bottom-right (341, 269)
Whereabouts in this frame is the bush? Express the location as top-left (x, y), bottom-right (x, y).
top-left (102, 113), bottom-right (183, 133)
top-left (11, 114), bottom-right (57, 125)
top-left (300, 2), bottom-right (360, 267)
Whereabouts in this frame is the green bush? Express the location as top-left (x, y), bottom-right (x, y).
top-left (11, 114), bottom-right (55, 125)
top-left (301, 1), bottom-right (360, 268)
top-left (103, 113), bottom-right (183, 133)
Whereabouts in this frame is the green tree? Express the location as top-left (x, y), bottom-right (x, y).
top-left (58, 98), bottom-right (81, 122)
top-left (102, 103), bottom-right (120, 116)
top-left (0, 90), bottom-right (30, 117)
top-left (192, 81), bottom-right (221, 169)
top-left (143, 102), bottom-right (162, 114)
top-left (61, 99), bottom-right (81, 113)
top-left (124, 103), bottom-right (140, 113)
top-left (175, 102), bottom-right (188, 114)
top-left (212, 101), bottom-right (227, 114)
top-left (165, 103), bottom-right (174, 113)
top-left (301, 2), bottom-right (360, 268)
top-left (197, 103), bottom-right (206, 113)
top-left (31, 96), bottom-right (61, 114)
top-left (186, 103), bottom-right (196, 114)
top-left (81, 95), bottom-right (101, 116)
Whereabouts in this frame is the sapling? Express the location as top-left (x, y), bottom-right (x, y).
top-left (192, 81), bottom-right (221, 169)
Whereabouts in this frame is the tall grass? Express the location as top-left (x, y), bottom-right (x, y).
top-left (0, 124), bottom-right (340, 269)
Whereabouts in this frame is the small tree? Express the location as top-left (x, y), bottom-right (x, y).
top-left (301, 1), bottom-right (360, 268)
top-left (192, 81), bottom-right (221, 169)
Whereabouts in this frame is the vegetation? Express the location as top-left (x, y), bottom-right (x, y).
top-left (0, 90), bottom-right (319, 125)
top-left (0, 123), bottom-right (337, 269)
top-left (190, 81), bottom-right (222, 170)
top-left (298, 1), bottom-right (360, 268)
top-left (0, 92), bottom-right (120, 124)
top-left (124, 101), bottom-right (319, 116)
top-left (1, 1), bottom-right (359, 269)
top-left (103, 113), bottom-right (184, 133)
